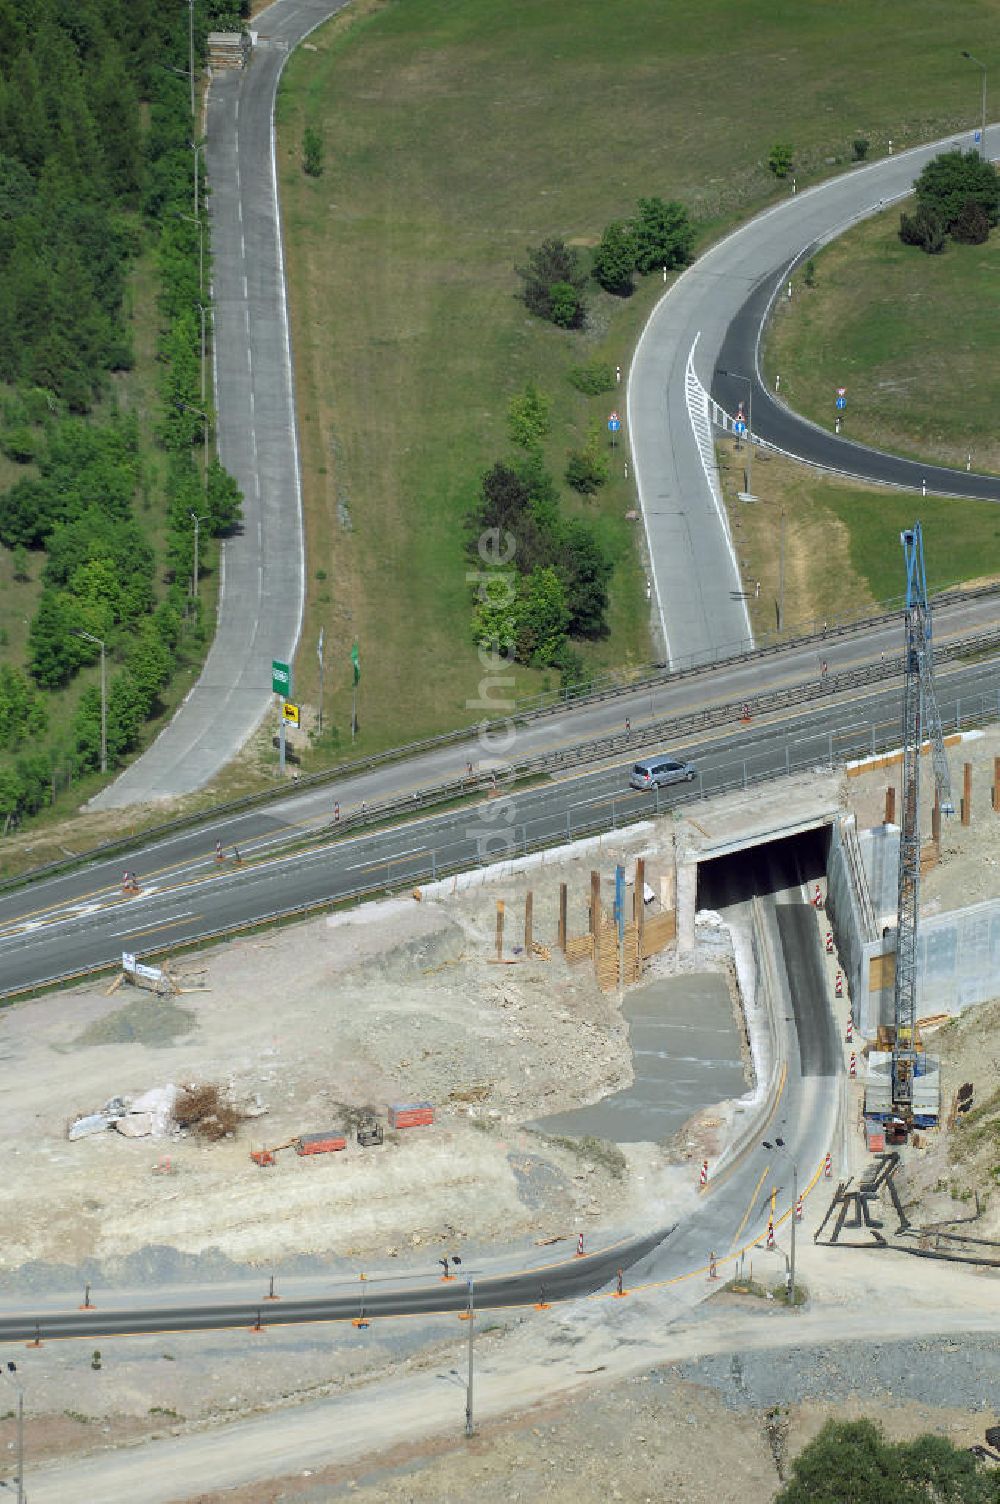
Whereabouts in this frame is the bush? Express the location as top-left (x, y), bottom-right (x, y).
top-left (507, 383), bottom-right (552, 448)
top-left (803, 258), bottom-right (816, 287)
top-left (516, 238), bottom-right (588, 326)
top-left (631, 196), bottom-right (694, 274)
top-left (567, 360), bottom-right (615, 396)
top-left (914, 149), bottom-right (999, 233)
top-left (951, 196), bottom-right (991, 245)
top-left (302, 127), bottom-right (324, 178)
top-left (565, 425), bottom-right (609, 494)
top-left (899, 204), bottom-right (946, 254)
top-left (768, 142), bottom-right (794, 179)
top-left (852, 137), bottom-right (870, 161)
top-left (592, 220), bottom-right (637, 295)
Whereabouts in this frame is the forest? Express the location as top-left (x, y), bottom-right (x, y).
top-left (0, 0), bottom-right (248, 829)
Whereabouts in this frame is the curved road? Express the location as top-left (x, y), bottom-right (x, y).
top-left (630, 123), bottom-right (1000, 670)
top-left (92, 0), bottom-right (348, 809)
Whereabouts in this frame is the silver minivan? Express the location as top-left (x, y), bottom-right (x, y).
top-left (629, 754), bottom-right (696, 791)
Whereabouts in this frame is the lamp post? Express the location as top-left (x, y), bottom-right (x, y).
top-left (716, 367), bottom-right (754, 497)
top-left (465, 1277), bottom-right (475, 1438)
top-left (190, 511), bottom-right (209, 605)
top-left (2, 1360), bottom-right (25, 1503)
top-left (763, 1137), bottom-right (797, 1306)
top-left (961, 51), bottom-right (988, 159)
top-left (73, 630), bottom-right (107, 775)
top-left (188, 0), bottom-right (196, 121)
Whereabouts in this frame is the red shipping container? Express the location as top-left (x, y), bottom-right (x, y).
top-left (389, 1102), bottom-right (434, 1129)
top-left (295, 1133), bottom-right (347, 1155)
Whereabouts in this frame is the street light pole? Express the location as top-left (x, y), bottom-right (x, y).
top-left (777, 507), bottom-right (786, 634)
top-left (2, 1362), bottom-right (25, 1504)
top-left (465, 1277), bottom-right (475, 1438)
top-left (962, 51), bottom-right (988, 159)
top-left (188, 0), bottom-right (196, 121)
top-left (190, 511), bottom-right (208, 605)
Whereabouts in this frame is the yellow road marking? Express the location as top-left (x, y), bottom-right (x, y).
top-left (730, 1167), bottom-right (770, 1250)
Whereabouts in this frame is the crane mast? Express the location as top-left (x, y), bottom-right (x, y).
top-left (892, 523), bottom-right (952, 1111)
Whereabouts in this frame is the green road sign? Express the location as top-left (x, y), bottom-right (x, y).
top-left (272, 659), bottom-right (291, 696)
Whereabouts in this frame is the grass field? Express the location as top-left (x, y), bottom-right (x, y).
top-left (276, 0), bottom-right (997, 756)
top-left (718, 440), bottom-right (1000, 645)
top-left (763, 207), bottom-right (1000, 475)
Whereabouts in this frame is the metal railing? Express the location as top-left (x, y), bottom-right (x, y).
top-left (3, 614), bottom-right (1000, 896)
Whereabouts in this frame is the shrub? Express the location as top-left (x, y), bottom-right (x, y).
top-left (565, 425), bottom-right (609, 494)
top-left (914, 149), bottom-right (999, 233)
top-left (852, 137), bottom-right (870, 161)
top-left (899, 204), bottom-right (946, 255)
top-left (302, 127), bottom-right (324, 177)
top-left (631, 196), bottom-right (694, 274)
top-left (951, 196), bottom-right (991, 245)
top-left (768, 142), bottom-right (794, 179)
top-left (567, 360), bottom-right (616, 396)
top-left (803, 258), bottom-right (816, 287)
top-left (592, 220), bottom-right (637, 295)
top-left (507, 383), bottom-right (552, 448)
top-left (516, 238), bottom-right (588, 326)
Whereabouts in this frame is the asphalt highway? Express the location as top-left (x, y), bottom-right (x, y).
top-left (714, 266), bottom-right (1000, 501)
top-left (3, 653), bottom-right (998, 996)
top-left (631, 123), bottom-right (1000, 668)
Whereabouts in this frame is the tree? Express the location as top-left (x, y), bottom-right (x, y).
top-left (302, 126), bottom-right (324, 177)
top-left (631, 197), bottom-right (694, 275)
top-left (206, 460), bottom-right (244, 534)
top-left (914, 149), bottom-right (999, 233)
top-left (516, 239), bottom-right (588, 326)
top-left (853, 137), bottom-right (870, 161)
top-left (557, 519), bottom-right (613, 638)
top-left (0, 477), bottom-right (58, 548)
top-left (516, 566), bottom-right (570, 667)
top-left (592, 220), bottom-right (637, 295)
top-left (951, 196), bottom-right (991, 245)
top-left (769, 142), bottom-right (794, 179)
top-left (775, 1418), bottom-right (999, 1504)
top-left (899, 204), bottom-right (946, 255)
top-left (472, 571), bottom-right (517, 653)
top-left (507, 383), bottom-right (552, 449)
top-left (474, 462), bottom-right (531, 538)
top-left (28, 589), bottom-right (85, 688)
top-left (565, 424), bottom-right (610, 494)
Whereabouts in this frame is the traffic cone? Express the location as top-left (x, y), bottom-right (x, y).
top-left (850, 1052), bottom-right (857, 1079)
top-left (813, 884), bottom-right (822, 908)
top-left (766, 1220), bottom-right (775, 1250)
top-left (825, 931), bottom-right (834, 954)
top-left (795, 1196), bottom-right (803, 1222)
top-left (835, 971), bottom-right (843, 998)
top-left (824, 1152), bottom-right (833, 1179)
top-left (576, 1233), bottom-right (584, 1258)
top-left (699, 1160), bottom-right (708, 1188)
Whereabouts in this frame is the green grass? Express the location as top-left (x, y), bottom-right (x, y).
top-left (763, 207), bottom-right (1000, 474)
top-left (275, 0), bottom-right (997, 754)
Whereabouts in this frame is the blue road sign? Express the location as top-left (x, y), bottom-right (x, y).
top-left (608, 414), bottom-right (621, 433)
top-left (835, 396), bottom-right (846, 411)
top-left (733, 419), bottom-right (747, 437)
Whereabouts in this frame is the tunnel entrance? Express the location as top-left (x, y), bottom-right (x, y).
top-left (694, 822), bottom-right (838, 1078)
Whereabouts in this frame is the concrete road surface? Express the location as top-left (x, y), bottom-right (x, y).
top-left (630, 123), bottom-right (1000, 670)
top-left (92, 0), bottom-right (348, 809)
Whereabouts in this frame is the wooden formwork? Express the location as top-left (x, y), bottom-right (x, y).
top-left (641, 909), bottom-right (676, 958)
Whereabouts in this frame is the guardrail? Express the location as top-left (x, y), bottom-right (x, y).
top-left (3, 618), bottom-right (1000, 896)
top-left (7, 677), bottom-right (1000, 1003)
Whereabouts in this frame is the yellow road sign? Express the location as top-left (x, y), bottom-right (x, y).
top-left (282, 701), bottom-right (300, 727)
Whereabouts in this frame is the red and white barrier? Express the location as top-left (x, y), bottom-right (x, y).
top-left (708, 1252), bottom-right (719, 1280)
top-left (699, 1160), bottom-right (708, 1188)
top-left (812, 884), bottom-right (823, 908)
top-left (834, 971), bottom-right (843, 998)
top-left (849, 1052), bottom-right (857, 1079)
top-left (766, 1219), bottom-right (775, 1250)
top-left (824, 1151), bottom-right (833, 1179)
top-left (825, 931), bottom-right (834, 953)
top-left (576, 1233), bottom-right (584, 1258)
top-left (795, 1195), bottom-right (803, 1222)
top-left (846, 1017), bottom-right (853, 1043)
